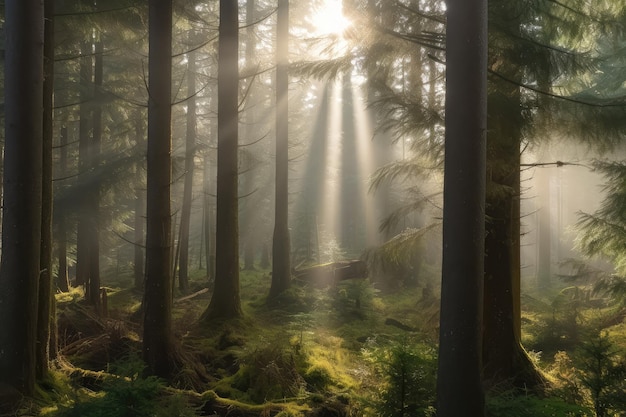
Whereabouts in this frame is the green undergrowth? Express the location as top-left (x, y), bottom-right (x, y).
top-left (486, 391), bottom-right (591, 417)
top-left (50, 267), bottom-right (626, 416)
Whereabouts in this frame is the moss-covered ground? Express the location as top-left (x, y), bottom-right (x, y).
top-left (23, 267), bottom-right (626, 416)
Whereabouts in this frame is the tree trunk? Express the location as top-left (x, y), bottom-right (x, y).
top-left (202, 0), bottom-right (243, 320)
top-left (76, 41), bottom-right (93, 290)
top-left (482, 84), bottom-right (545, 389)
top-left (143, 0), bottom-right (174, 379)
top-left (178, 47), bottom-right (197, 292)
top-left (269, 0), bottom-right (291, 299)
top-left (0, 0), bottom-right (44, 396)
top-left (203, 153), bottom-right (216, 282)
top-left (57, 125), bottom-right (70, 292)
top-left (134, 112), bottom-right (146, 291)
top-left (88, 40), bottom-right (103, 311)
top-left (37, 0), bottom-right (55, 380)
top-left (435, 0), bottom-right (487, 414)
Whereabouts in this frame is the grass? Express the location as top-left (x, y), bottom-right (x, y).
top-left (45, 266), bottom-right (626, 416)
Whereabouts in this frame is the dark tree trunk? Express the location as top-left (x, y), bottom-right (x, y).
top-left (435, 0), bottom-right (487, 414)
top-left (202, 0), bottom-right (243, 320)
top-left (57, 125), bottom-right (70, 292)
top-left (76, 41), bottom-right (93, 290)
top-left (269, 0), bottom-right (291, 299)
top-left (143, 0), bottom-right (174, 379)
top-left (178, 47), bottom-right (197, 292)
top-left (37, 0), bottom-right (55, 380)
top-left (482, 82), bottom-right (544, 389)
top-left (0, 0), bottom-right (44, 396)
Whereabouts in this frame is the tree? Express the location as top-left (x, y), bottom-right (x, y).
top-left (269, 0), bottom-right (292, 299)
top-left (87, 39), bottom-right (103, 310)
top-left (143, 0), bottom-right (174, 378)
top-left (177, 45), bottom-right (198, 292)
top-left (202, 0), bottom-right (243, 320)
top-left (76, 40), bottom-right (93, 290)
top-left (37, 0), bottom-right (56, 379)
top-left (435, 0), bottom-right (486, 414)
top-left (0, 0), bottom-right (44, 397)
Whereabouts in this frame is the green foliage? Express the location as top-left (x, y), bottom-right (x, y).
top-left (332, 279), bottom-right (378, 317)
top-left (363, 225), bottom-right (441, 287)
top-left (303, 363), bottom-right (334, 391)
top-left (362, 339), bottom-right (436, 417)
top-left (545, 331), bottom-right (626, 417)
top-left (525, 287), bottom-right (586, 356)
top-left (577, 160), bottom-right (626, 277)
top-left (486, 391), bottom-right (591, 417)
top-left (574, 331), bottom-right (626, 417)
top-left (52, 357), bottom-right (200, 417)
top-left (232, 342), bottom-right (305, 403)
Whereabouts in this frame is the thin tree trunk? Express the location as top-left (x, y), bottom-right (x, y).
top-left (269, 0), bottom-right (291, 299)
top-left (76, 41), bottom-right (93, 291)
top-left (88, 40), bottom-right (103, 311)
top-left (37, 0), bottom-right (55, 380)
top-left (202, 0), bottom-right (242, 320)
top-left (134, 113), bottom-right (146, 291)
top-left (57, 127), bottom-right (70, 292)
top-left (178, 47), bottom-right (197, 292)
top-left (143, 0), bottom-right (174, 378)
top-left (435, 0), bottom-right (487, 414)
top-left (203, 153), bottom-right (215, 282)
top-left (241, 0), bottom-right (257, 272)
top-left (537, 167), bottom-right (552, 288)
top-left (0, 0), bottom-right (44, 396)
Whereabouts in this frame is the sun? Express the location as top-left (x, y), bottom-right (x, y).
top-left (310, 0), bottom-right (352, 38)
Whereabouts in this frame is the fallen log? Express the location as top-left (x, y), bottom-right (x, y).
top-left (293, 260), bottom-right (368, 287)
top-left (174, 287), bottom-right (209, 304)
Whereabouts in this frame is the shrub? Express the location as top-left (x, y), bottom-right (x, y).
top-left (574, 331), bottom-right (626, 417)
top-left (52, 357), bottom-right (200, 417)
top-left (233, 343), bottom-right (305, 403)
top-left (486, 392), bottom-right (591, 417)
top-left (364, 339), bottom-right (436, 417)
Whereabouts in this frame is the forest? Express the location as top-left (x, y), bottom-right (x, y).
top-left (1, 0), bottom-right (626, 416)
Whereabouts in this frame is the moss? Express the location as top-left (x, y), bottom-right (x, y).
top-left (304, 364), bottom-right (334, 391)
top-left (486, 393), bottom-right (591, 417)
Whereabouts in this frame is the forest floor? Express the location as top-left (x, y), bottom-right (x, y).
top-left (20, 266), bottom-right (626, 416)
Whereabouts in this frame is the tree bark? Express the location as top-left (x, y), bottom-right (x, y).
top-left (269, 0), bottom-right (292, 299)
top-left (143, 0), bottom-right (174, 379)
top-left (241, 0), bottom-right (257, 273)
top-left (57, 125), bottom-right (70, 292)
top-left (482, 81), bottom-right (545, 389)
top-left (0, 0), bottom-right (44, 396)
top-left (435, 0), bottom-right (487, 414)
top-left (202, 0), bottom-right (243, 320)
top-left (88, 40), bottom-right (103, 311)
top-left (37, 0), bottom-right (55, 380)
top-left (134, 112), bottom-right (146, 291)
top-left (76, 41), bottom-right (93, 290)
top-left (178, 47), bottom-right (197, 292)
top-left (203, 153), bottom-right (216, 282)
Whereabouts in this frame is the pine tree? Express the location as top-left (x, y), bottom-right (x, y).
top-left (269, 0), bottom-right (292, 299)
top-left (202, 0), bottom-right (243, 320)
top-left (143, 0), bottom-right (174, 378)
top-left (0, 0), bottom-right (44, 397)
top-left (436, 0), bottom-right (487, 414)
